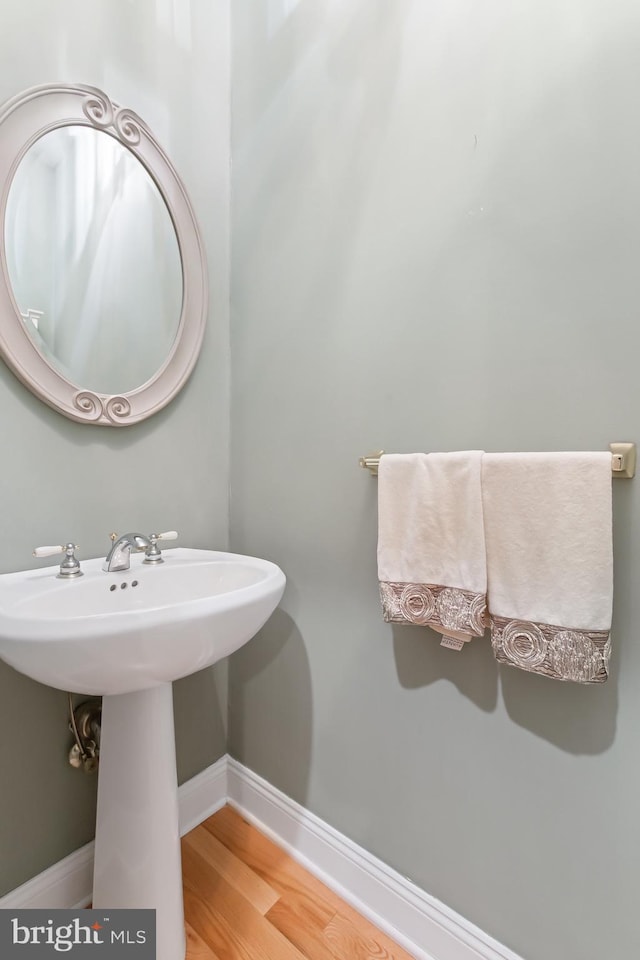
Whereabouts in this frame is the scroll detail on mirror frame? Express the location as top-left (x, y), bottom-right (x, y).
top-left (82, 89), bottom-right (143, 146)
top-left (75, 393), bottom-right (132, 424)
top-left (0, 83), bottom-right (208, 426)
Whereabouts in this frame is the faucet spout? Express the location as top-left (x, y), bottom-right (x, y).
top-left (103, 533), bottom-right (153, 572)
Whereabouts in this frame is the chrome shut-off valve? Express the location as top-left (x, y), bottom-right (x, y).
top-left (68, 696), bottom-right (101, 774)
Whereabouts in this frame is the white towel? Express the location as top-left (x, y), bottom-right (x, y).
top-left (377, 452), bottom-right (487, 641)
top-left (481, 452), bottom-right (613, 683)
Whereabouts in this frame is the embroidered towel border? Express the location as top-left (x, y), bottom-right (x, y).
top-left (379, 581), bottom-right (487, 637)
top-left (380, 585), bottom-right (612, 683)
top-left (490, 614), bottom-right (611, 684)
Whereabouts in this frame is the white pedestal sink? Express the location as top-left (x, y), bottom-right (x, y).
top-left (0, 548), bottom-right (286, 960)
top-left (94, 686), bottom-right (186, 959)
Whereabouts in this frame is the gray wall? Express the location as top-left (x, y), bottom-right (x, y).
top-left (228, 3), bottom-right (640, 960)
top-left (0, 1), bottom-right (230, 896)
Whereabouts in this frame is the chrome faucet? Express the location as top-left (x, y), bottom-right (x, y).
top-left (103, 530), bottom-right (179, 572)
top-left (103, 533), bottom-right (153, 572)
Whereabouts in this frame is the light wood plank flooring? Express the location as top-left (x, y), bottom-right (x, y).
top-left (182, 805), bottom-right (417, 960)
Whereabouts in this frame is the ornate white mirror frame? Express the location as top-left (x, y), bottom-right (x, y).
top-left (0, 83), bottom-right (207, 426)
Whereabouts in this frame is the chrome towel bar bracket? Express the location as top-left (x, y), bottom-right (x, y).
top-left (359, 443), bottom-right (636, 479)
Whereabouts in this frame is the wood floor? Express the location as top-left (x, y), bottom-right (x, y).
top-left (182, 805), bottom-right (417, 960)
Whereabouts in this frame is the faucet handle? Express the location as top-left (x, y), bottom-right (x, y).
top-left (34, 544), bottom-right (69, 558)
top-left (143, 530), bottom-right (178, 564)
top-left (33, 542), bottom-right (83, 579)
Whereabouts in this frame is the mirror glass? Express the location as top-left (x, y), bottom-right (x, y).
top-left (5, 126), bottom-right (183, 395)
top-left (0, 83), bottom-right (207, 426)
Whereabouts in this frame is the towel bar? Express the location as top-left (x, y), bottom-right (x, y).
top-left (359, 442), bottom-right (636, 478)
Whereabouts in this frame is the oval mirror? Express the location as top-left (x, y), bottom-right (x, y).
top-left (0, 84), bottom-right (207, 425)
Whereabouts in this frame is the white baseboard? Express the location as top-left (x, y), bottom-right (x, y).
top-left (0, 755), bottom-right (522, 960)
top-left (0, 841), bottom-right (95, 911)
top-left (226, 758), bottom-right (524, 960)
top-left (177, 753), bottom-right (228, 836)
top-left (0, 754), bottom-right (228, 911)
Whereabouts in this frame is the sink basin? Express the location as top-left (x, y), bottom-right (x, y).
top-left (0, 547), bottom-right (286, 695)
top-left (0, 545), bottom-right (285, 960)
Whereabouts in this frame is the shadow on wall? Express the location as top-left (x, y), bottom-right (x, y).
top-left (498, 662), bottom-right (617, 755)
top-left (228, 607), bottom-right (312, 807)
top-left (392, 621), bottom-right (617, 755)
top-left (392, 624), bottom-right (499, 713)
top-left (174, 664), bottom-right (228, 785)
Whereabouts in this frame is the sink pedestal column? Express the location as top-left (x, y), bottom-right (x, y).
top-left (93, 684), bottom-right (185, 960)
